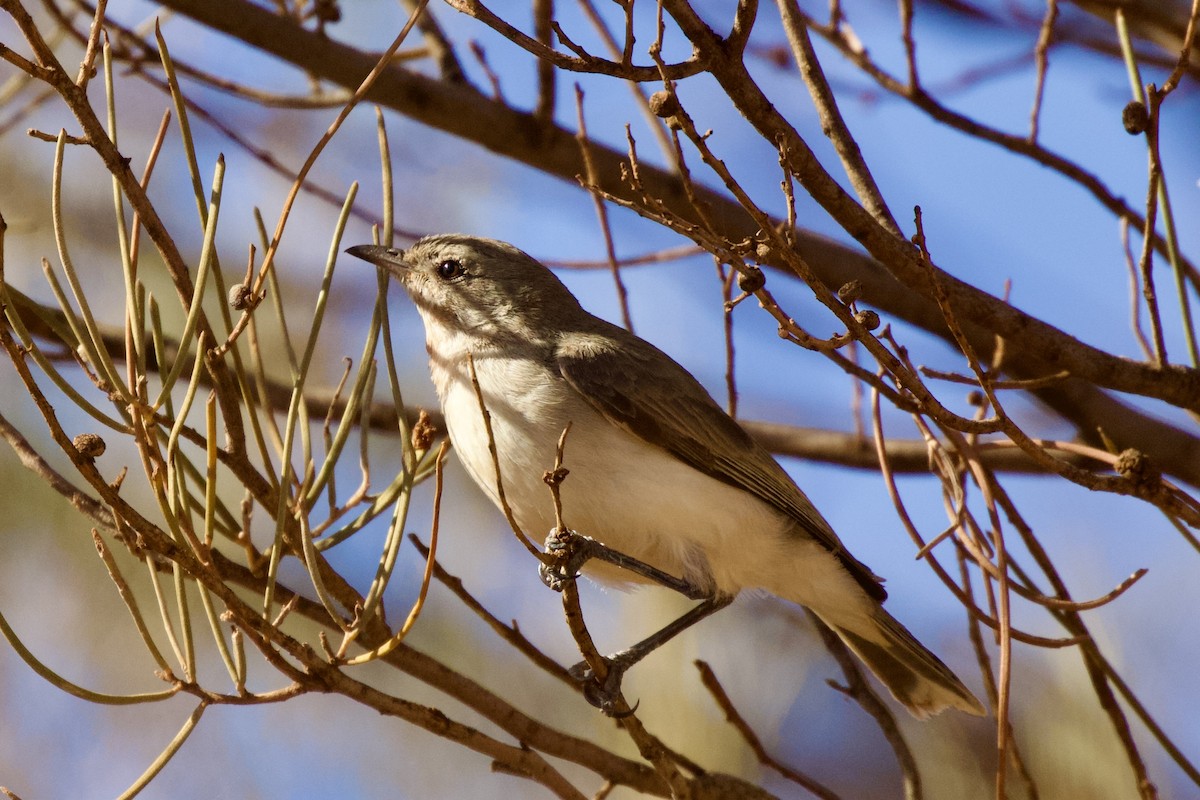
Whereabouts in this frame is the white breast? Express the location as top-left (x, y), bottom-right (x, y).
top-left (428, 336), bottom-right (873, 627)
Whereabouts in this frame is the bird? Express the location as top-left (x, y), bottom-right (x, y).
top-left (347, 234), bottom-right (985, 719)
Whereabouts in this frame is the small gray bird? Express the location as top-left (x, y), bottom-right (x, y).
top-left (348, 234), bottom-right (985, 719)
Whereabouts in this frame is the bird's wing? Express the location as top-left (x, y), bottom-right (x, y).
top-left (556, 330), bottom-right (885, 601)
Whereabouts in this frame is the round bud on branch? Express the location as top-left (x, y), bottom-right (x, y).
top-left (648, 90), bottom-right (681, 119)
top-left (228, 283), bottom-right (255, 310)
top-left (838, 280), bottom-right (863, 306)
top-left (73, 433), bottom-right (106, 458)
top-left (854, 309), bottom-right (880, 331)
top-left (1122, 101), bottom-right (1149, 135)
top-left (737, 265), bottom-right (765, 293)
top-left (1115, 448), bottom-right (1160, 488)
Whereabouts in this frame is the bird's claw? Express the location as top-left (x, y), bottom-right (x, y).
top-left (538, 560), bottom-right (570, 591)
top-left (570, 655), bottom-right (638, 717)
top-left (539, 527), bottom-right (583, 591)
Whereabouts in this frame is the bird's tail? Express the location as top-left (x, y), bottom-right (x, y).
top-left (824, 606), bottom-right (986, 719)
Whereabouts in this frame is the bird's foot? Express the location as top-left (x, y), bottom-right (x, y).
top-left (569, 652), bottom-right (639, 717)
top-left (539, 527), bottom-right (593, 591)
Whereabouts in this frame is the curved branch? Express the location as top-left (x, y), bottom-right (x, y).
top-left (442, 0), bottom-right (708, 81)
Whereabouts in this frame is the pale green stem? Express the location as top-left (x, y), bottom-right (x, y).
top-left (115, 702), bottom-right (207, 800)
top-left (146, 555), bottom-right (187, 673)
top-left (171, 560), bottom-right (195, 683)
top-left (204, 393), bottom-right (218, 547)
top-left (154, 23), bottom-right (205, 224)
top-left (196, 586), bottom-right (239, 688)
top-left (0, 287), bottom-right (129, 431)
top-left (152, 156), bottom-right (225, 409)
top-left (316, 466), bottom-right (412, 551)
top-left (297, 184), bottom-right (365, 508)
top-left (231, 627), bottom-right (247, 693)
top-left (50, 131), bottom-right (130, 403)
top-left (104, 40), bottom-right (142, 375)
top-left (352, 464), bottom-right (416, 639)
top-left (93, 528), bottom-right (171, 672)
top-left (0, 604), bottom-right (176, 705)
top-left (298, 511), bottom-right (353, 632)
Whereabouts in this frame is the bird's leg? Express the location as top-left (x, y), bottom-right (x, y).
top-left (570, 594), bottom-right (734, 714)
top-left (539, 528), bottom-right (709, 599)
top-left (539, 528), bottom-right (733, 713)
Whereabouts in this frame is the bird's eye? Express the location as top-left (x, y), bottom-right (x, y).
top-left (436, 259), bottom-right (465, 280)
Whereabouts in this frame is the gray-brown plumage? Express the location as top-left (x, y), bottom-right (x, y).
top-left (348, 234), bottom-right (985, 719)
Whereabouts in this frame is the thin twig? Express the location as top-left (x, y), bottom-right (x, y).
top-left (1028, 0), bottom-right (1058, 142)
top-left (466, 353), bottom-right (547, 562)
top-left (695, 660), bottom-right (840, 799)
top-left (573, 84), bottom-right (633, 331)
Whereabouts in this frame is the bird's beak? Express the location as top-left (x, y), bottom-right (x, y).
top-left (345, 244), bottom-right (410, 278)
